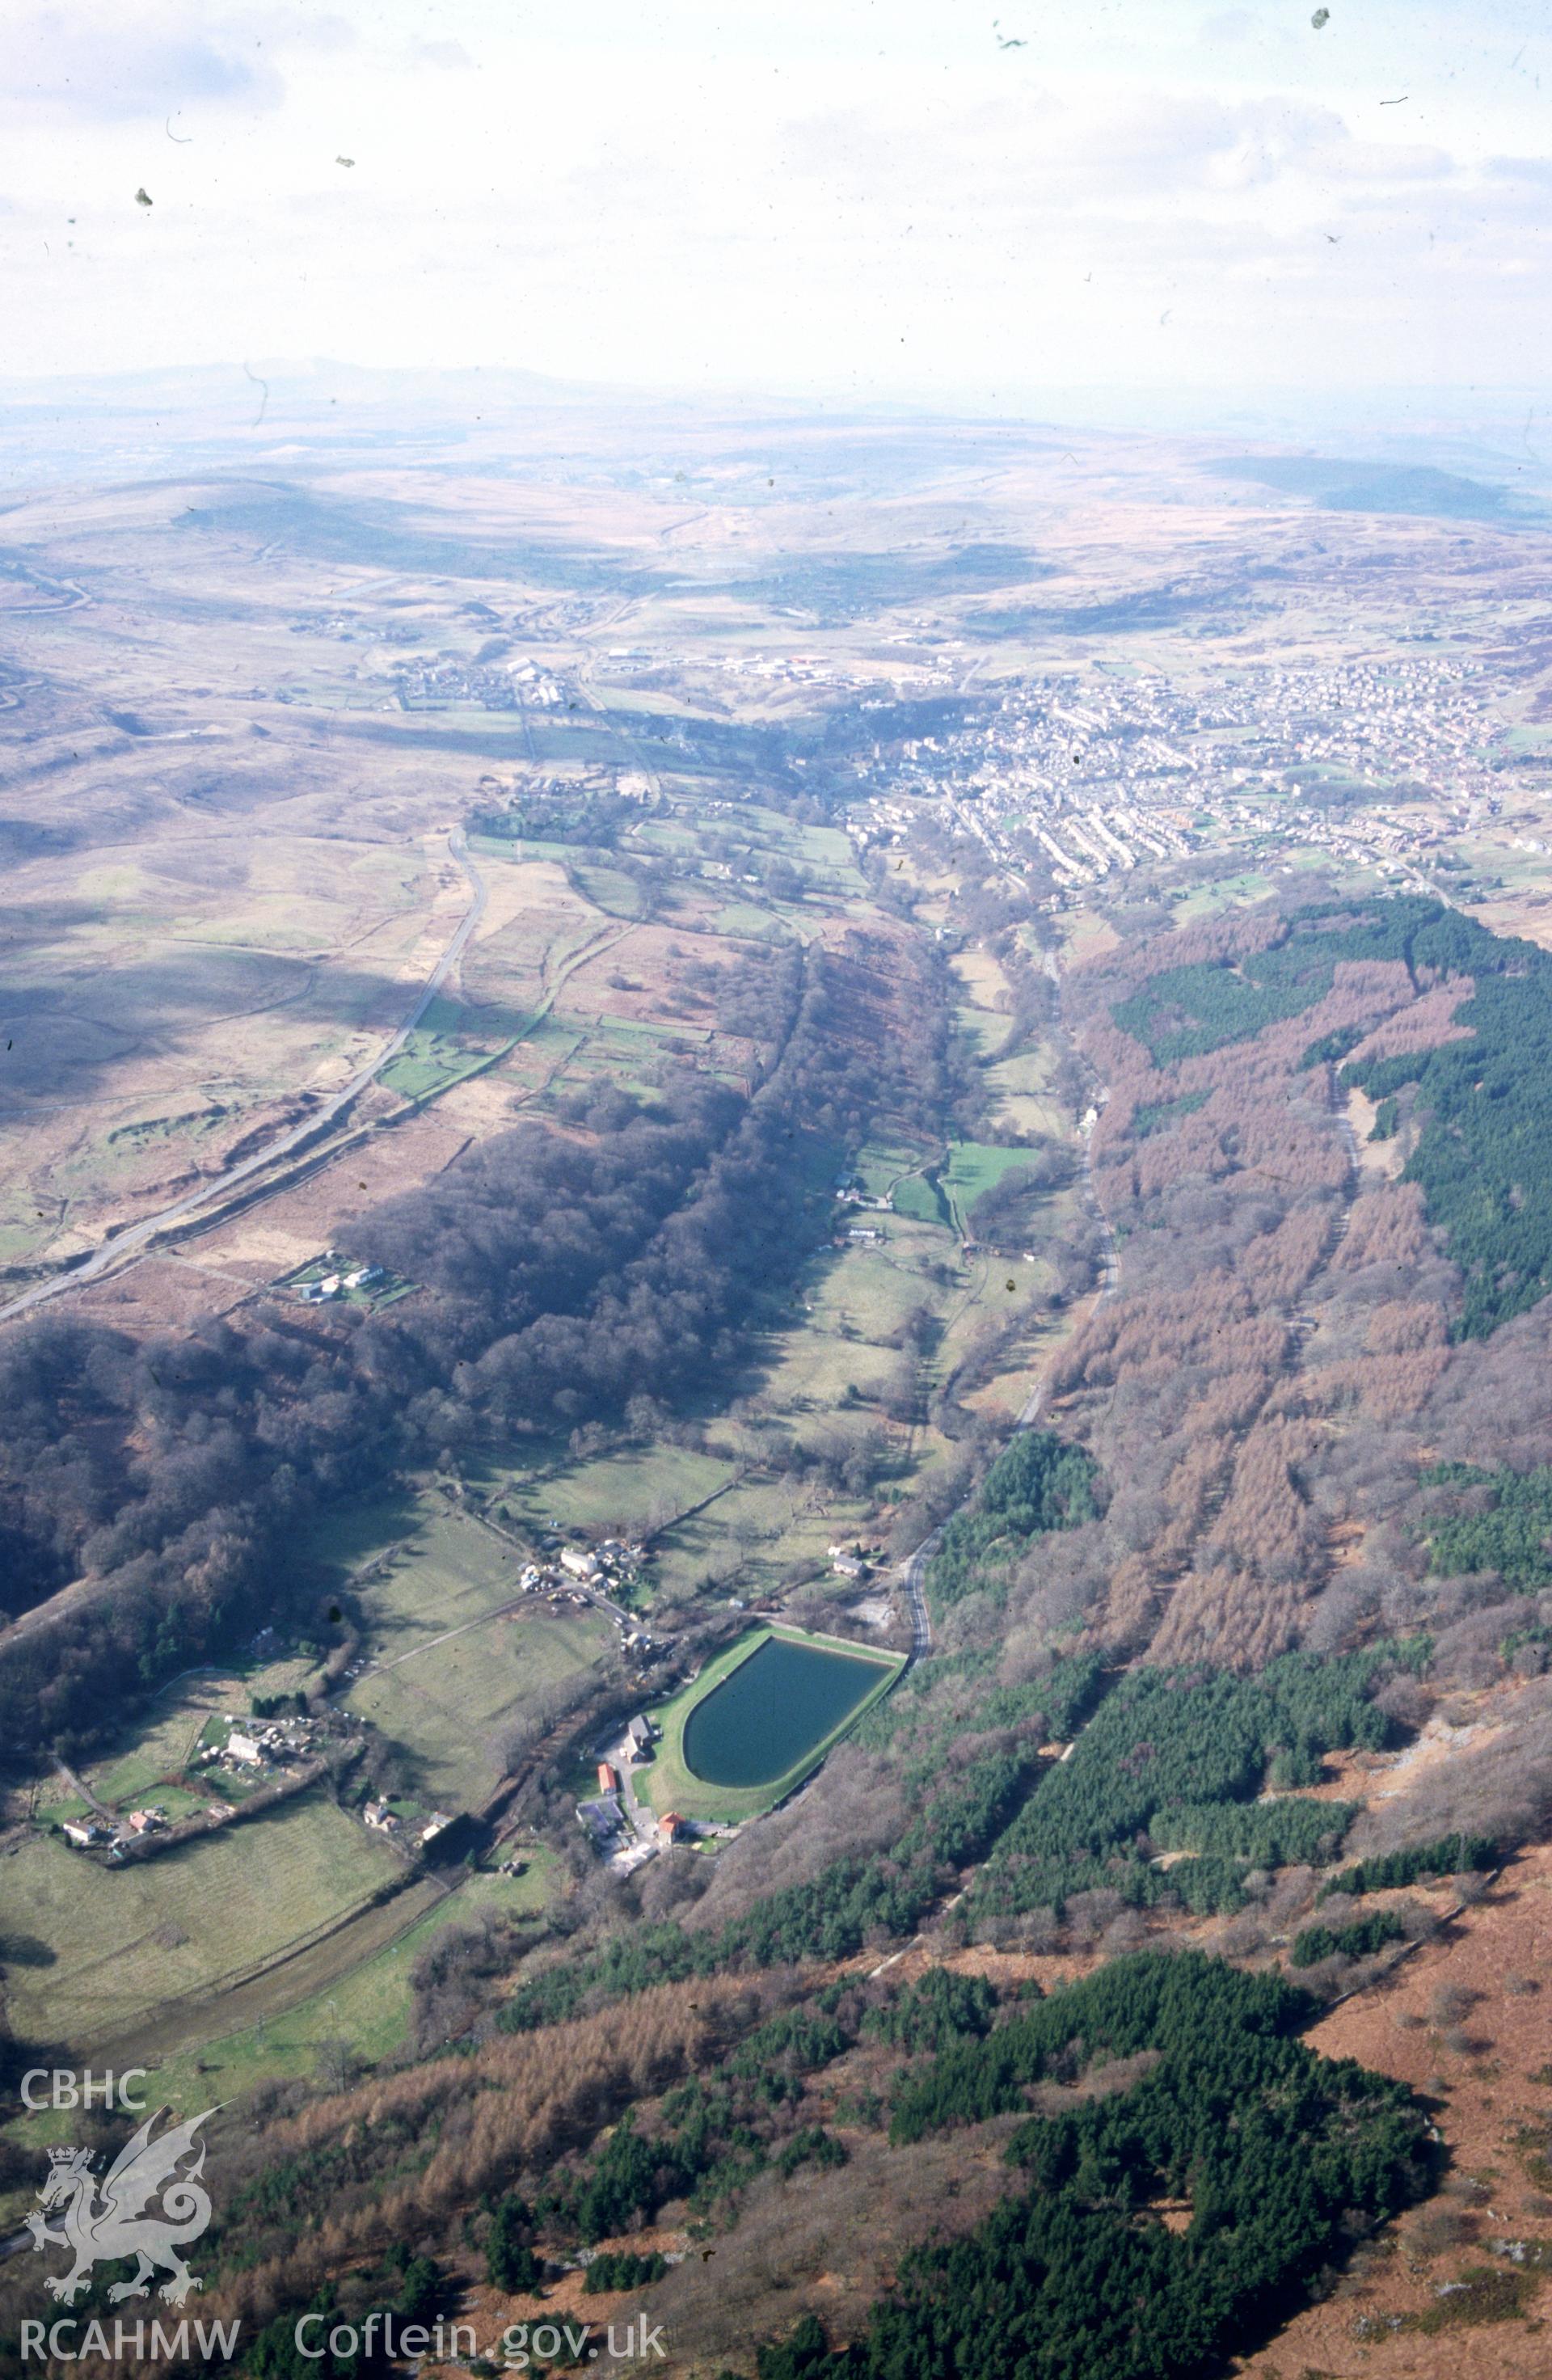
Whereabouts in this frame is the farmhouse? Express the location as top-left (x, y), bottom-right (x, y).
top-left (225, 1732), bottom-right (265, 1766)
top-left (61, 1820), bottom-right (108, 1850)
top-left (561, 1547), bottom-right (601, 1581)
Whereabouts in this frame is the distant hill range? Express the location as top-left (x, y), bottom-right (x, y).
top-left (1206, 449), bottom-right (1550, 526)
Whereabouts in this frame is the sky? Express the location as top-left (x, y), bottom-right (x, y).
top-left (1, 0), bottom-right (1549, 408)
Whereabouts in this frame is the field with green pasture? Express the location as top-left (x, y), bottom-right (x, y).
top-left (487, 1442), bottom-right (734, 1543)
top-left (29, 1650), bottom-right (326, 1830)
top-left (340, 1508), bottom-right (617, 1807)
top-left (348, 1603), bottom-right (611, 1809)
top-left (850, 1135), bottom-right (937, 1203)
top-left (940, 1140), bottom-right (1043, 1234)
top-left (5, 1791), bottom-right (403, 2053)
top-left (378, 994), bottom-right (527, 1102)
top-left (648, 1474), bottom-right (858, 1610)
top-left (469, 1136), bottom-right (1074, 1619)
top-left (341, 1507), bottom-right (530, 1661)
top-left (139, 1850), bottom-right (557, 2116)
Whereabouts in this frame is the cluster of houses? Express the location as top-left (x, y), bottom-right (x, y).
top-left (556, 1536), bottom-right (646, 1589)
top-left (56, 1709), bottom-right (338, 1858)
top-left (361, 1800), bottom-right (457, 1850)
top-left (59, 1806), bottom-right (171, 1855)
top-left (199, 1711), bottom-right (324, 1778)
top-left (834, 1172), bottom-right (890, 1247)
top-left (297, 1253), bottom-right (386, 1306)
top-left (845, 650), bottom-right (1520, 910)
top-left (576, 1713), bottom-right (697, 1860)
top-left (512, 1537), bottom-right (660, 1660)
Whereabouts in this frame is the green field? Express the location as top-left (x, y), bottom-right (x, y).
top-left (648, 1473), bottom-right (858, 1610)
top-left (570, 862), bottom-right (644, 916)
top-left (348, 1604), bottom-right (611, 1808)
top-left (941, 1140), bottom-right (1043, 1234)
top-left (343, 1509), bottom-right (616, 1807)
top-left (80, 1704), bottom-right (212, 1812)
top-left (807, 1230), bottom-right (941, 1350)
top-left (140, 1852), bottom-right (557, 2115)
top-left (711, 901), bottom-right (791, 939)
top-left (892, 1171), bottom-right (950, 1224)
top-left (641, 1624), bottom-right (905, 1822)
top-left (27, 1652), bottom-right (324, 1830)
top-left (488, 1442), bottom-right (734, 1547)
top-left (378, 995), bottom-right (525, 1101)
top-left (850, 1135), bottom-right (937, 1201)
top-left (344, 1507), bottom-right (532, 1661)
top-left (5, 1792), bottom-right (402, 2052)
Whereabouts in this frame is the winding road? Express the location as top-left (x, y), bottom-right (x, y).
top-left (0, 832), bottom-right (487, 1327)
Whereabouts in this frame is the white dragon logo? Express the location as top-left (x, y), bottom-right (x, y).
top-left (25, 2108), bottom-right (216, 2307)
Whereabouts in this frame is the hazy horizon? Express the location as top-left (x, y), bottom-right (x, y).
top-left (2, 0), bottom-right (1547, 408)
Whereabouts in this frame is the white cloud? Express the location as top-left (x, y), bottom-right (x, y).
top-left (2, 3), bottom-right (358, 123)
top-left (0, 0), bottom-right (1546, 398)
top-left (406, 37), bottom-right (473, 70)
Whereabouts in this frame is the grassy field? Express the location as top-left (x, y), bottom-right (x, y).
top-left (139, 1850), bottom-right (557, 2115)
top-left (5, 1791), bottom-right (403, 2052)
top-left (377, 994), bottom-right (525, 1101)
top-left (78, 1703), bottom-right (217, 1815)
top-left (850, 1136), bottom-right (936, 1202)
top-left (570, 861), bottom-right (644, 917)
top-left (336, 1507), bottom-right (617, 1807)
top-left (982, 1036), bottom-right (1073, 1143)
top-left (487, 1442), bottom-right (734, 1543)
top-left (483, 1176), bottom-right (1061, 1615)
top-left (711, 901), bottom-right (791, 939)
top-left (942, 1140), bottom-right (1044, 1234)
top-left (892, 1171), bottom-right (950, 1224)
top-left (640, 1624), bottom-right (905, 1823)
top-left (28, 1652), bottom-right (323, 1829)
top-left (344, 1507), bottom-right (532, 1660)
top-left (809, 1225), bottom-right (943, 1346)
top-left (648, 1474), bottom-right (850, 1609)
top-left (950, 946), bottom-right (1014, 1059)
top-left (348, 1602), bottom-right (612, 1809)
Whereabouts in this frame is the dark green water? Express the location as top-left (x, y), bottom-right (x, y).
top-left (681, 1635), bottom-right (892, 1787)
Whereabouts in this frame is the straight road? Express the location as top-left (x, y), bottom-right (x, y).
top-left (0, 833), bottom-right (487, 1326)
